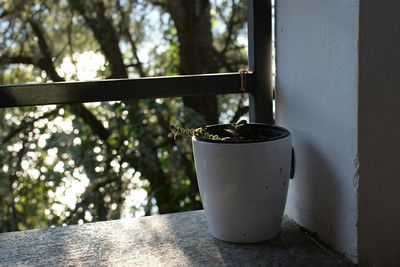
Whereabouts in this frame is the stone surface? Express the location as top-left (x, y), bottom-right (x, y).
top-left (0, 211), bottom-right (352, 266)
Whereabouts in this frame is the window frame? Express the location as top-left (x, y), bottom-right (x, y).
top-left (0, 0), bottom-right (272, 124)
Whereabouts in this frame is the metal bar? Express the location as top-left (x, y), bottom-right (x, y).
top-left (0, 72), bottom-right (254, 108)
top-left (247, 0), bottom-right (273, 124)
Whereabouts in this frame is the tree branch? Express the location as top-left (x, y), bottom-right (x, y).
top-left (7, 137), bottom-right (27, 232)
top-left (0, 56), bottom-right (34, 65)
top-left (148, 0), bottom-right (166, 8)
top-left (68, 104), bottom-right (111, 141)
top-left (0, 9), bottom-right (9, 19)
top-left (218, 0), bottom-right (238, 56)
top-left (116, 0), bottom-right (146, 77)
top-left (25, 18), bottom-right (111, 141)
top-left (70, 0), bottom-right (128, 78)
top-left (0, 109), bottom-right (59, 148)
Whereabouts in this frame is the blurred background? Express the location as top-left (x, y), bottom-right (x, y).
top-left (0, 0), bottom-right (249, 232)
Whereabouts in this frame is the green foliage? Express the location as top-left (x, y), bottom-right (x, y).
top-left (0, 0), bottom-right (248, 232)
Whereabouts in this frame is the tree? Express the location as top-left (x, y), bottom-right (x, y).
top-left (0, 0), bottom-right (248, 232)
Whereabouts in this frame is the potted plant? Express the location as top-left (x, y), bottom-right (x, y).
top-left (169, 120), bottom-right (292, 243)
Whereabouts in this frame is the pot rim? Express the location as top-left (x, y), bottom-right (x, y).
top-left (193, 123), bottom-right (291, 144)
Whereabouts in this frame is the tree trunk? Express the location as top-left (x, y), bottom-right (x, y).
top-left (165, 0), bottom-right (219, 124)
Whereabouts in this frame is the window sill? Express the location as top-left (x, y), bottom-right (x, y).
top-left (0, 210), bottom-right (351, 266)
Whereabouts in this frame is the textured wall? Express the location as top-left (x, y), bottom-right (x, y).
top-left (275, 0), bottom-right (359, 262)
top-left (358, 0), bottom-right (400, 265)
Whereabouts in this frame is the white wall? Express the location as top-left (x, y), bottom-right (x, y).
top-left (275, 0), bottom-right (359, 262)
top-left (358, 0), bottom-right (400, 265)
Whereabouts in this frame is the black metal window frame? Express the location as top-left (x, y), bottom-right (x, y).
top-left (0, 0), bottom-right (272, 124)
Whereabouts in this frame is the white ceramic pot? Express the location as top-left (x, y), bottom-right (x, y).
top-left (192, 124), bottom-right (292, 243)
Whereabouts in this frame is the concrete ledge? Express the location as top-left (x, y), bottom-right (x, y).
top-left (0, 210), bottom-right (351, 266)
